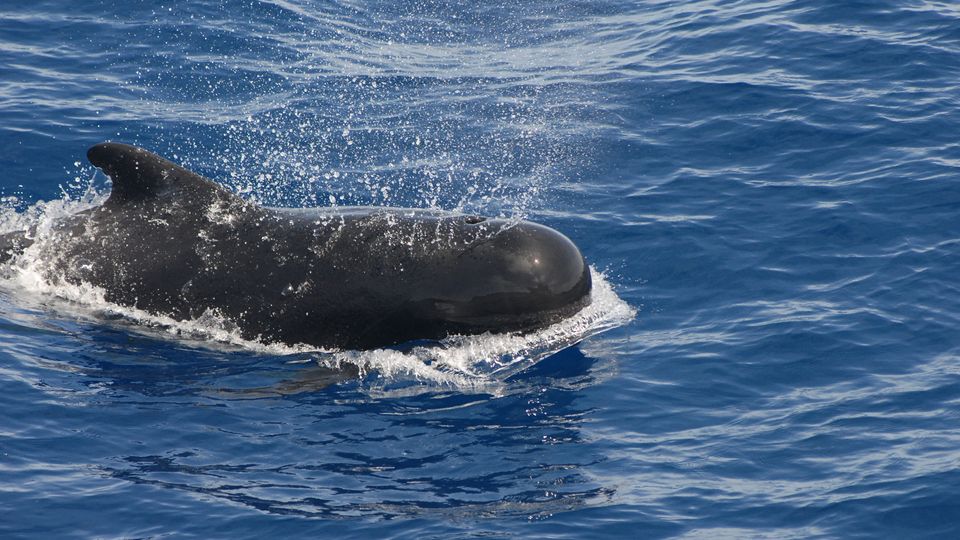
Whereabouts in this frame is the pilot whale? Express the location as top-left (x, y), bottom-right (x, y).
top-left (0, 143), bottom-right (591, 349)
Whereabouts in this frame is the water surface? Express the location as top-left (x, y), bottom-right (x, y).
top-left (1, 1), bottom-right (959, 538)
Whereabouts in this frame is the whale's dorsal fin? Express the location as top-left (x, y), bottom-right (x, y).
top-left (87, 142), bottom-right (236, 206)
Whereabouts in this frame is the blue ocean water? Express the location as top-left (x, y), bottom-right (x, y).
top-left (2, 0), bottom-right (959, 537)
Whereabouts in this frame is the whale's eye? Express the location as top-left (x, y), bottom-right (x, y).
top-left (464, 215), bottom-right (486, 224)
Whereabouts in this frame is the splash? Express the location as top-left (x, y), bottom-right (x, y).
top-left (122, 3), bottom-right (593, 221)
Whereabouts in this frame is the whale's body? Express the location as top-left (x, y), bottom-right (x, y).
top-left (0, 143), bottom-right (591, 349)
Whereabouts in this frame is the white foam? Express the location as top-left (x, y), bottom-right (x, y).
top-left (328, 270), bottom-right (635, 392)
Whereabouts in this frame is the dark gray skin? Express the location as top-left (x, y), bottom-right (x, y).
top-left (0, 142), bottom-right (591, 350)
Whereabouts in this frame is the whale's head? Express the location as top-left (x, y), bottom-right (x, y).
top-left (414, 219), bottom-right (592, 334)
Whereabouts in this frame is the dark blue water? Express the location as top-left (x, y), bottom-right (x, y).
top-left (2, 1), bottom-right (960, 538)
